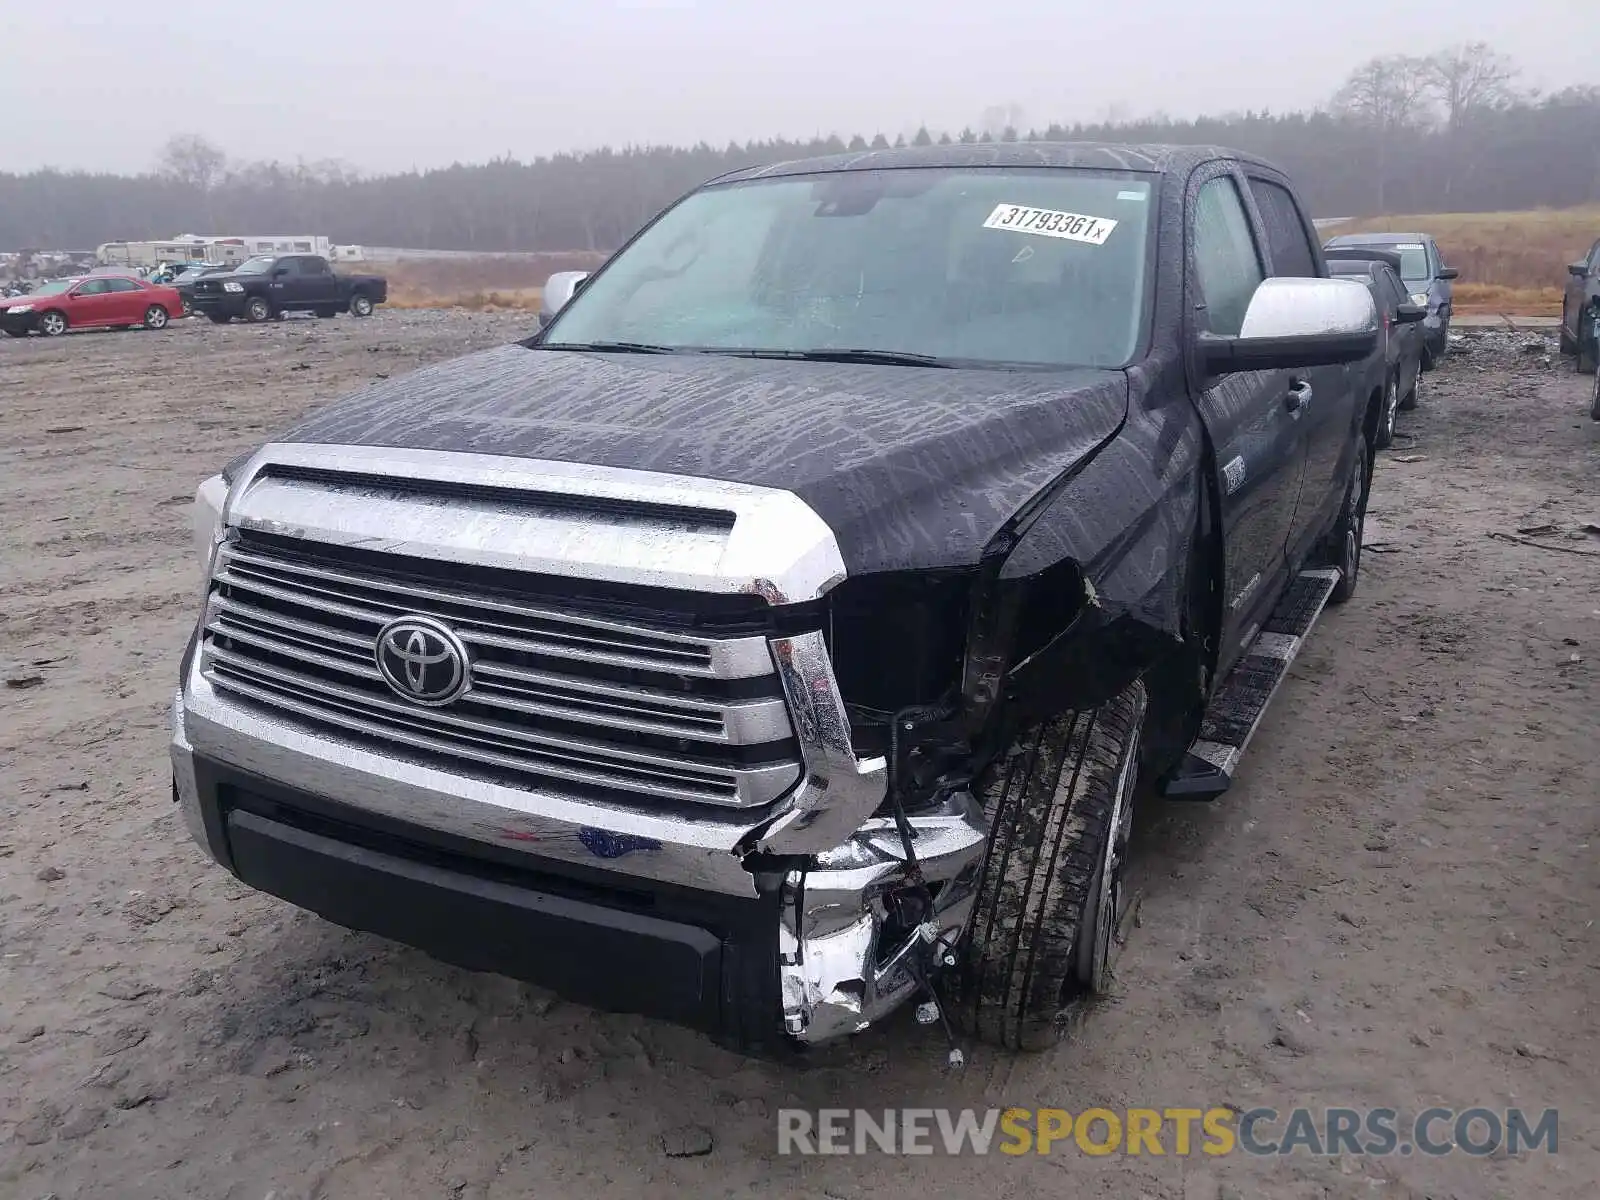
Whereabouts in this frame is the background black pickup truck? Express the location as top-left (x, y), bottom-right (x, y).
top-left (191, 254), bottom-right (387, 323)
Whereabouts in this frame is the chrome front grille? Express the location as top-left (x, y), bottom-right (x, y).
top-left (198, 536), bottom-right (802, 808)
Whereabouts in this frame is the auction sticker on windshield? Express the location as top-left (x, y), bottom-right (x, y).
top-left (983, 204), bottom-right (1118, 245)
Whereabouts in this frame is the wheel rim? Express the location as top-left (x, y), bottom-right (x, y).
top-left (1385, 382), bottom-right (1397, 437)
top-left (42, 313), bottom-right (64, 335)
top-left (353, 296), bottom-right (371, 315)
top-left (249, 300), bottom-right (268, 320)
top-left (147, 307), bottom-right (166, 328)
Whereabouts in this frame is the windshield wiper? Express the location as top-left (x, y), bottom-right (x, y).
top-left (538, 340), bottom-right (682, 355)
top-left (723, 347), bottom-right (954, 368)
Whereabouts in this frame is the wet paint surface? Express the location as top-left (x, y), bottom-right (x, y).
top-left (278, 346), bottom-right (1130, 578)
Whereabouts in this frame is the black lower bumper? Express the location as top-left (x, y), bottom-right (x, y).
top-left (0, 312), bottom-right (38, 335)
top-left (186, 759), bottom-right (784, 1048)
top-left (192, 295), bottom-right (249, 318)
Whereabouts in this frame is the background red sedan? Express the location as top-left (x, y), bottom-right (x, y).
top-left (1, 274), bottom-right (184, 337)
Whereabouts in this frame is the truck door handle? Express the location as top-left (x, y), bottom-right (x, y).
top-left (1284, 379), bottom-right (1313, 413)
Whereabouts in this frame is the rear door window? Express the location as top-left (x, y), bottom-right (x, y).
top-left (1247, 178), bottom-right (1319, 278)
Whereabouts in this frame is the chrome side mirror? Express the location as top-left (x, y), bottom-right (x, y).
top-left (540, 271), bottom-right (590, 326)
top-left (1202, 277), bottom-right (1379, 373)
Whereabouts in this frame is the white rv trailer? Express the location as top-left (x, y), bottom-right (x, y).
top-left (95, 234), bottom-right (334, 269)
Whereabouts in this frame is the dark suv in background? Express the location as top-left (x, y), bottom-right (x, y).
top-left (1325, 247), bottom-right (1427, 448)
top-left (1562, 236), bottom-right (1599, 377)
top-left (1324, 232), bottom-right (1456, 369)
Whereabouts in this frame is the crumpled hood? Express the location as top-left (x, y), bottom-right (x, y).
top-left (276, 344), bottom-right (1128, 575)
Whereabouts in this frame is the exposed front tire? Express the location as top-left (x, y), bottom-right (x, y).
top-left (1327, 431), bottom-right (1369, 605)
top-left (1560, 322), bottom-right (1578, 357)
top-left (1590, 364), bottom-right (1600, 421)
top-left (206, 313), bottom-right (231, 325)
top-left (314, 305), bottom-right (338, 318)
top-left (38, 310), bottom-right (68, 337)
top-left (952, 681), bottom-right (1146, 1051)
top-left (245, 296), bottom-right (273, 323)
top-left (142, 304), bottom-right (169, 330)
top-left (349, 292), bottom-right (374, 318)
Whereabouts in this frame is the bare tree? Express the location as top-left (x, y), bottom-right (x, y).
top-left (157, 134), bottom-right (228, 191)
top-left (1334, 54), bottom-right (1436, 211)
top-left (1426, 43), bottom-right (1520, 130)
top-left (1333, 56), bottom-right (1436, 131)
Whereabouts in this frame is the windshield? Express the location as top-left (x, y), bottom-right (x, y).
top-left (31, 280), bottom-right (72, 296)
top-left (232, 256), bottom-right (275, 275)
top-left (543, 168), bottom-right (1155, 368)
top-left (1390, 245), bottom-right (1430, 283)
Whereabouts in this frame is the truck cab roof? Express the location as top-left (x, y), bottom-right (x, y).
top-left (714, 141), bottom-right (1284, 184)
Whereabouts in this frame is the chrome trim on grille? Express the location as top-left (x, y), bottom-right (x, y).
top-left (200, 538), bottom-right (800, 809)
top-left (178, 672), bottom-right (770, 895)
top-left (214, 544), bottom-right (773, 679)
top-left (756, 631), bottom-right (888, 854)
top-left (226, 443), bottom-right (848, 604)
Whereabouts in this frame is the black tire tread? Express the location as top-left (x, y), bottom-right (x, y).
top-left (952, 684), bottom-right (1143, 1051)
top-left (1327, 432), bottom-right (1368, 605)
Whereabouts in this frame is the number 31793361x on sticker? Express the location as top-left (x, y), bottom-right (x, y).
top-left (982, 203), bottom-right (1119, 245)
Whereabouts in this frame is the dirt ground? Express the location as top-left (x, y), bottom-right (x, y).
top-left (3, 313), bottom-right (1597, 1200)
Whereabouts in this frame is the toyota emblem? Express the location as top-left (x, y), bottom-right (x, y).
top-left (374, 615), bottom-right (470, 706)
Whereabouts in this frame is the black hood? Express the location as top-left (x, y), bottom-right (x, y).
top-left (277, 344), bottom-right (1128, 576)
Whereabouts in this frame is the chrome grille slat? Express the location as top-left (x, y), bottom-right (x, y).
top-left (205, 603), bottom-right (780, 747)
top-left (203, 652), bottom-right (798, 806)
top-left (220, 545), bottom-right (774, 678)
top-left (205, 665), bottom-right (763, 806)
top-left (218, 560), bottom-right (748, 679)
top-left (212, 593), bottom-right (375, 652)
top-left (200, 535), bottom-right (803, 809)
top-left (211, 592), bottom-right (778, 738)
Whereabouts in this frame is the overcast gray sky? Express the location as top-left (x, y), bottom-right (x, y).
top-left (4, 0), bottom-right (1591, 175)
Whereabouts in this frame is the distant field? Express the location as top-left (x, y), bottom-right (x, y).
top-left (1320, 206), bottom-right (1599, 315)
top-left (373, 251), bottom-right (605, 311)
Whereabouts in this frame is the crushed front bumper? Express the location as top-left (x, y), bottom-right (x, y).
top-left (173, 633), bottom-right (989, 1047)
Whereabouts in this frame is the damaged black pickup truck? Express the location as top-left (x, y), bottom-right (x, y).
top-left (173, 144), bottom-right (1383, 1054)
